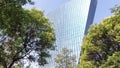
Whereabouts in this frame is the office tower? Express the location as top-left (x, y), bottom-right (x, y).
top-left (44, 0), bottom-right (97, 68)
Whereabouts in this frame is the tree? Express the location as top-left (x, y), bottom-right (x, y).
top-left (0, 0), bottom-right (55, 68)
top-left (0, 0), bottom-right (33, 6)
top-left (100, 52), bottom-right (120, 68)
top-left (79, 11), bottom-right (120, 68)
top-left (0, 0), bottom-right (34, 36)
top-left (111, 5), bottom-right (120, 15)
top-left (55, 48), bottom-right (77, 68)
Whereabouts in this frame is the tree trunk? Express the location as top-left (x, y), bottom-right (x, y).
top-left (8, 60), bottom-right (15, 68)
top-left (3, 66), bottom-right (7, 68)
top-left (3, 64), bottom-right (7, 68)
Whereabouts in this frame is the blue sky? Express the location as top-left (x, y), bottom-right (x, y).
top-left (94, 0), bottom-right (120, 23)
top-left (24, 0), bottom-right (120, 23)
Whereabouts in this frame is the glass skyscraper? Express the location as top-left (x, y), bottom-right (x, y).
top-left (43, 0), bottom-right (97, 68)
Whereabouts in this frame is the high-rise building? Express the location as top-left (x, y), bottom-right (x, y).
top-left (43, 0), bottom-right (97, 68)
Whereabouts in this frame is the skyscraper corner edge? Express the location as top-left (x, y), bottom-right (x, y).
top-left (84, 0), bottom-right (97, 34)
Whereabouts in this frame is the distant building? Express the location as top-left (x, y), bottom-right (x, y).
top-left (43, 0), bottom-right (97, 68)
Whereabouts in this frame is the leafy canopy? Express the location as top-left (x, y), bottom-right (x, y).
top-left (79, 11), bottom-right (120, 68)
top-left (0, 0), bottom-right (55, 68)
top-left (55, 48), bottom-right (77, 68)
top-left (111, 5), bottom-right (120, 15)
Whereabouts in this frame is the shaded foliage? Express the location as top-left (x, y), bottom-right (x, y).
top-left (100, 52), bottom-right (120, 68)
top-left (0, 0), bottom-right (55, 68)
top-left (79, 13), bottom-right (120, 67)
top-left (111, 5), bottom-right (120, 15)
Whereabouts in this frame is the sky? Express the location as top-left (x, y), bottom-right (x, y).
top-left (23, 0), bottom-right (120, 23)
top-left (23, 0), bottom-right (120, 68)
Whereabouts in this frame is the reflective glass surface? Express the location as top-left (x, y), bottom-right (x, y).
top-left (42, 0), bottom-right (97, 68)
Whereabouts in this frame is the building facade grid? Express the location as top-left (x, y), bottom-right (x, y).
top-left (42, 0), bottom-right (97, 68)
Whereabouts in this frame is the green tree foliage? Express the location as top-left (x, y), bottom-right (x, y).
top-left (100, 52), bottom-right (120, 68)
top-left (55, 48), bottom-right (77, 68)
top-left (0, 0), bottom-right (55, 68)
top-left (79, 14), bottom-right (120, 67)
top-left (0, 0), bottom-right (33, 6)
top-left (0, 0), bottom-right (33, 36)
top-left (111, 5), bottom-right (120, 15)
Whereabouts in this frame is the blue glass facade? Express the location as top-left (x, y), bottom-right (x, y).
top-left (43, 0), bottom-right (97, 68)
